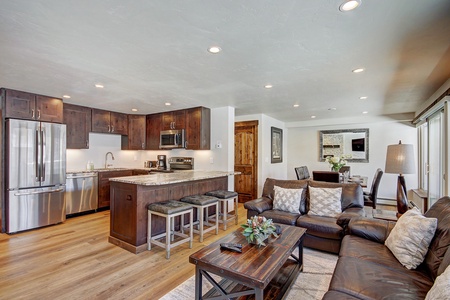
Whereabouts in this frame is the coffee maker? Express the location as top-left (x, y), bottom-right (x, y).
top-left (157, 155), bottom-right (167, 170)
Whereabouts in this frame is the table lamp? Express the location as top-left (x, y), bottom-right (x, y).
top-left (385, 141), bottom-right (415, 217)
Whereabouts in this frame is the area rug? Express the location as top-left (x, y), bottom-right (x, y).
top-left (161, 247), bottom-right (338, 300)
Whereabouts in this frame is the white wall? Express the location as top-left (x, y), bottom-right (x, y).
top-left (286, 120), bottom-right (418, 200)
top-left (235, 114), bottom-right (287, 197)
top-left (66, 106), bottom-right (236, 189)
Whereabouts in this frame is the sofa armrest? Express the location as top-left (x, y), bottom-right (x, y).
top-left (336, 207), bottom-right (366, 228)
top-left (243, 197), bottom-right (273, 214)
top-left (348, 217), bottom-right (396, 244)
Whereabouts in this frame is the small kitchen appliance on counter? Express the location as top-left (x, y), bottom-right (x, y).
top-left (168, 157), bottom-right (194, 170)
top-left (157, 155), bottom-right (167, 170)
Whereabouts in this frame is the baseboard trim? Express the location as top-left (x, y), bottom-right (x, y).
top-left (377, 198), bottom-right (396, 206)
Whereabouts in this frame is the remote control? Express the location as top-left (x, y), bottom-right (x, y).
top-left (220, 243), bottom-right (242, 248)
top-left (220, 243), bottom-right (242, 253)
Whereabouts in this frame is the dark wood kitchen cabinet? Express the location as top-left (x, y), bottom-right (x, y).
top-left (98, 170), bottom-right (133, 209)
top-left (63, 103), bottom-right (91, 149)
top-left (145, 113), bottom-right (162, 150)
top-left (162, 110), bottom-right (185, 130)
top-left (3, 88), bottom-right (63, 123)
top-left (121, 115), bottom-right (146, 150)
top-left (185, 107), bottom-right (210, 150)
top-left (92, 108), bottom-right (128, 135)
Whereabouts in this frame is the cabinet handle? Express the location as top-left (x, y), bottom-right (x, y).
top-left (185, 140), bottom-right (188, 148)
top-left (37, 110), bottom-right (41, 120)
top-left (86, 140), bottom-right (89, 148)
top-left (31, 109), bottom-right (35, 119)
top-left (108, 125), bottom-right (111, 132)
top-left (126, 195), bottom-right (132, 201)
top-left (142, 143), bottom-right (145, 149)
top-left (111, 125), bottom-right (115, 132)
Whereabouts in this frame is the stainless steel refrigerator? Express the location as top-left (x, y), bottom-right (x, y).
top-left (5, 119), bottom-right (66, 233)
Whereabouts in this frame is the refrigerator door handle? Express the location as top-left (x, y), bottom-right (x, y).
top-left (35, 128), bottom-right (40, 182)
top-left (14, 188), bottom-right (64, 197)
top-left (41, 127), bottom-right (46, 182)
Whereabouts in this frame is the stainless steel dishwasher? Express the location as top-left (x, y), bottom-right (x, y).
top-left (65, 172), bottom-right (98, 215)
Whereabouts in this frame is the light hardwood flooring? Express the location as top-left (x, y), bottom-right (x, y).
top-left (0, 205), bottom-right (247, 300)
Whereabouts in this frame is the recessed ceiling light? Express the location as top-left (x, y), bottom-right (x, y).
top-left (165, 102), bottom-right (171, 106)
top-left (328, 108), bottom-right (337, 111)
top-left (208, 46), bottom-right (221, 54)
top-left (95, 84), bottom-right (104, 88)
top-left (352, 68), bottom-right (365, 73)
top-left (62, 95), bottom-right (71, 99)
top-left (311, 115), bottom-right (316, 119)
top-left (131, 108), bottom-right (138, 112)
top-left (293, 104), bottom-right (300, 108)
top-left (264, 84), bottom-right (273, 89)
top-left (362, 111), bottom-right (368, 114)
top-left (359, 96), bottom-right (368, 100)
top-left (339, 0), bottom-right (361, 12)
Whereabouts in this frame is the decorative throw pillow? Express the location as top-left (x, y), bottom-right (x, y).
top-left (385, 208), bottom-right (438, 270)
top-left (307, 186), bottom-right (342, 217)
top-left (425, 264), bottom-right (450, 300)
top-left (273, 186), bottom-right (303, 214)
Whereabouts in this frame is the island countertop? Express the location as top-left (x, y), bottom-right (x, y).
top-left (108, 170), bottom-right (239, 186)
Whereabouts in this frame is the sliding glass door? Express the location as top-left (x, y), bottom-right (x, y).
top-left (427, 109), bottom-right (444, 208)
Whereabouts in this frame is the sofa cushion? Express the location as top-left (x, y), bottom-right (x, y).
top-left (297, 214), bottom-right (343, 240)
top-left (423, 196), bottom-right (450, 280)
top-left (340, 235), bottom-right (430, 277)
top-left (308, 186), bottom-right (342, 217)
top-left (262, 178), bottom-right (308, 213)
top-left (425, 264), bottom-right (450, 300)
top-left (308, 180), bottom-right (364, 211)
top-left (328, 256), bottom-right (433, 300)
top-left (385, 208), bottom-right (437, 269)
top-left (260, 210), bottom-right (300, 226)
top-left (273, 186), bottom-right (303, 214)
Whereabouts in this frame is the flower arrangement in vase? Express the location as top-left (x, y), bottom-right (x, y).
top-left (241, 216), bottom-right (278, 246)
top-left (326, 154), bottom-right (352, 172)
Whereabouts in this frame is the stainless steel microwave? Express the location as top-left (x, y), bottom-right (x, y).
top-left (160, 129), bottom-right (185, 149)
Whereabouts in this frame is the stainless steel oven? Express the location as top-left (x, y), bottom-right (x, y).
top-left (160, 129), bottom-right (185, 149)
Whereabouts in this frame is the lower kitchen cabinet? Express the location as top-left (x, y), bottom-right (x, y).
top-left (98, 170), bottom-right (133, 208)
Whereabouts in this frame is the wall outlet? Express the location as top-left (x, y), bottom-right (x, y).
top-left (210, 157), bottom-right (214, 164)
top-left (216, 141), bottom-right (222, 148)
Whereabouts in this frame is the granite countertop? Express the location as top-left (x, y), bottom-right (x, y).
top-left (66, 167), bottom-right (161, 174)
top-left (109, 170), bottom-right (239, 186)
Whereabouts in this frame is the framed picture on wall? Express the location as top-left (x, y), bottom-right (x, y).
top-left (271, 127), bottom-right (283, 163)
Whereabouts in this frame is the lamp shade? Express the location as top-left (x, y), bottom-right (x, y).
top-left (385, 142), bottom-right (415, 175)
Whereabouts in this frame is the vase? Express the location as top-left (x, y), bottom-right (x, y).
top-left (331, 166), bottom-right (340, 172)
top-left (249, 236), bottom-right (269, 247)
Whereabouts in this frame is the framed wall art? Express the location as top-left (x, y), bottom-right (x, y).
top-left (271, 127), bottom-right (283, 163)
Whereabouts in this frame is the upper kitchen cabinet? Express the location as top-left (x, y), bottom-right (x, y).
top-left (91, 108), bottom-right (128, 135)
top-left (63, 103), bottom-right (91, 149)
top-left (162, 110), bottom-right (185, 130)
top-left (185, 107), bottom-right (210, 150)
top-left (145, 113), bottom-right (162, 150)
top-left (3, 88), bottom-right (63, 123)
top-left (121, 115), bottom-right (146, 150)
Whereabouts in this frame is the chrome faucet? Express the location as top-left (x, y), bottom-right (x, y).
top-left (105, 152), bottom-right (115, 168)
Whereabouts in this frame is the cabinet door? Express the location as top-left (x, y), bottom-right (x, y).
top-left (122, 115), bottom-right (146, 150)
top-left (110, 112), bottom-right (128, 135)
top-left (4, 89), bottom-right (36, 120)
top-left (185, 107), bottom-right (210, 150)
top-left (98, 170), bottom-right (132, 208)
top-left (173, 110), bottom-right (186, 129)
top-left (35, 95), bottom-right (63, 123)
top-left (146, 113), bottom-right (162, 150)
top-left (162, 112), bottom-right (174, 130)
top-left (92, 109), bottom-right (111, 133)
top-left (63, 103), bottom-right (91, 149)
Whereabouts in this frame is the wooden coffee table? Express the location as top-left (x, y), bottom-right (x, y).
top-left (189, 224), bottom-right (306, 300)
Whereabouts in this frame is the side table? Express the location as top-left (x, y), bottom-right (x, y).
top-left (372, 209), bottom-right (398, 222)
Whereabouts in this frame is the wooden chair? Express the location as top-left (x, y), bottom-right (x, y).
top-left (312, 171), bottom-right (340, 183)
top-left (364, 168), bottom-right (384, 209)
top-left (295, 166), bottom-right (310, 180)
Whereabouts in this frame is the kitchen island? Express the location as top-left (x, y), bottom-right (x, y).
top-left (108, 170), bottom-right (237, 253)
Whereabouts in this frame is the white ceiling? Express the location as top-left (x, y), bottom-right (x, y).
top-left (0, 0), bottom-right (449, 123)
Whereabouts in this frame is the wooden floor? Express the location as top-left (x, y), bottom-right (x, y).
top-left (0, 204), bottom-right (247, 300)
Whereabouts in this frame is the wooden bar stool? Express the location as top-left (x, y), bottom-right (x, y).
top-left (180, 195), bottom-right (219, 242)
top-left (147, 200), bottom-right (193, 259)
top-left (205, 190), bottom-right (239, 230)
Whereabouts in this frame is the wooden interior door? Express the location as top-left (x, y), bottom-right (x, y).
top-left (235, 121), bottom-right (258, 203)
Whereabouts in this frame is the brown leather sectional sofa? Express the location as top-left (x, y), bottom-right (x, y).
top-left (244, 178), bottom-right (365, 254)
top-left (323, 196), bottom-right (450, 299)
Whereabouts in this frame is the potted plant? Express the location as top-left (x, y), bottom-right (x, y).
top-left (241, 216), bottom-right (278, 246)
top-left (326, 154), bottom-right (351, 172)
